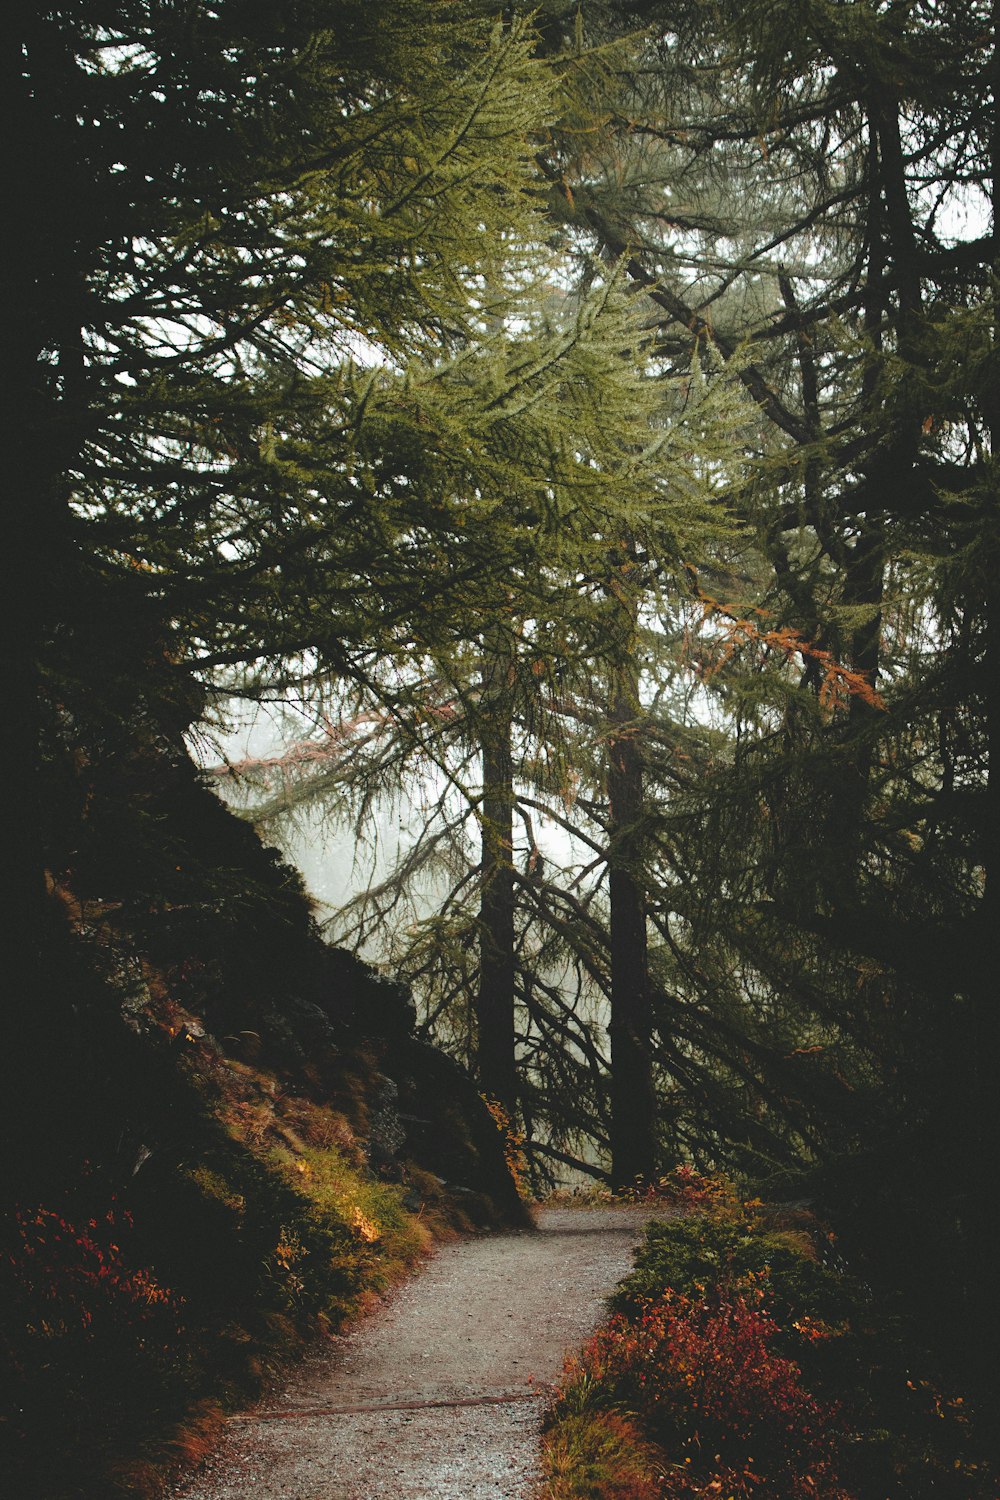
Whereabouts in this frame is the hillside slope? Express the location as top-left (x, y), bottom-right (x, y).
top-left (1, 735), bottom-right (526, 1499)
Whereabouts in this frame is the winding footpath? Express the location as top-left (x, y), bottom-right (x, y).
top-left (175, 1204), bottom-right (656, 1500)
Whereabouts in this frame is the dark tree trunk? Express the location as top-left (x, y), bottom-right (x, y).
top-left (5, 10), bottom-right (76, 1021)
top-left (476, 626), bottom-right (518, 1116)
top-left (972, 577), bottom-right (1000, 1393)
top-left (968, 2), bottom-right (1000, 1389)
top-left (606, 565), bottom-right (657, 1189)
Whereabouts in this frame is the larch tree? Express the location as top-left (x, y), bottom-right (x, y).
top-left (218, 250), bottom-right (744, 1158)
top-left (541, 0), bottom-right (1000, 1364)
top-left (9, 0), bottom-right (580, 1002)
top-left (11, 2), bottom-right (671, 1180)
top-left (215, 12), bottom-right (754, 1182)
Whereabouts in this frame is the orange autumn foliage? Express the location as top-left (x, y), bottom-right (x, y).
top-left (693, 591), bottom-right (886, 714)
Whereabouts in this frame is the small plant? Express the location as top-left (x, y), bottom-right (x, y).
top-left (542, 1409), bottom-right (663, 1500)
top-left (0, 1199), bottom-right (190, 1497)
top-left (610, 1214), bottom-right (857, 1340)
top-left (635, 1164), bottom-right (739, 1217)
top-left (2, 1202), bottom-right (183, 1350)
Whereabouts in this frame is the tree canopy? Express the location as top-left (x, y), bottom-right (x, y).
top-left (12, 0), bottom-right (1000, 1426)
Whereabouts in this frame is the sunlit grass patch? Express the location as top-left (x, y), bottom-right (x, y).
top-left (542, 1409), bottom-right (664, 1500)
top-left (269, 1141), bottom-right (435, 1298)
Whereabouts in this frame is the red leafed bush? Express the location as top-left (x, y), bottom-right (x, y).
top-left (2, 1204), bottom-right (181, 1351)
top-left (1, 1200), bottom-right (191, 1495)
top-left (1, 1199), bottom-right (193, 1495)
top-left (564, 1287), bottom-right (852, 1499)
top-left (640, 1164), bottom-right (739, 1216)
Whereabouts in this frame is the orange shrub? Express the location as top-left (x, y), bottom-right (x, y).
top-left (561, 1286), bottom-right (852, 1500)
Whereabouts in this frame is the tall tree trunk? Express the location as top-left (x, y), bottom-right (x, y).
top-left (968, 0), bottom-right (1000, 1390)
top-left (5, 11), bottom-right (79, 1031)
top-left (476, 622), bottom-right (518, 1115)
top-left (606, 557), bottom-right (657, 1188)
top-left (5, 348), bottom-right (46, 1021)
top-left (834, 96), bottom-right (917, 882)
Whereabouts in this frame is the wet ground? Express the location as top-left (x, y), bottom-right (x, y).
top-left (174, 1204), bottom-right (658, 1500)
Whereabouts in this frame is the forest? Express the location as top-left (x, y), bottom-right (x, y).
top-left (5, 1), bottom-right (1000, 1496)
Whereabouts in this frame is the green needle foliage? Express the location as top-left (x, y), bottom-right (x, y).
top-left (533, 0), bottom-right (1000, 1383)
top-left (15, 0), bottom-right (1000, 1434)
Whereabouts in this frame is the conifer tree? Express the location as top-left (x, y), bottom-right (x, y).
top-left (225, 285), bottom-right (743, 1181)
top-left (8, 0), bottom-right (580, 998)
top-left (542, 0), bottom-right (1000, 1359)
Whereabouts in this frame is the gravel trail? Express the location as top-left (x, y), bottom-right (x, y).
top-left (175, 1204), bottom-right (656, 1500)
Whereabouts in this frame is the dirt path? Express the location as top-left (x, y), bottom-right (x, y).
top-left (175, 1204), bottom-right (656, 1500)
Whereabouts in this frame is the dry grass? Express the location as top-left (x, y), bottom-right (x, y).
top-left (542, 1410), bottom-right (664, 1500)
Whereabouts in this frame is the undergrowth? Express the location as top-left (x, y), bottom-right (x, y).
top-left (3, 706), bottom-right (525, 1499)
top-left (541, 1168), bottom-right (996, 1500)
top-left (0, 1015), bottom-right (469, 1500)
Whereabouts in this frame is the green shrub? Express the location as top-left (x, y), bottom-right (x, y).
top-left (611, 1214), bottom-right (859, 1335)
